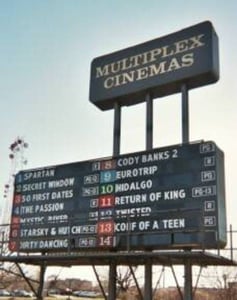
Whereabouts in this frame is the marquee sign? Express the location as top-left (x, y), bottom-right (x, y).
top-left (9, 141), bottom-right (226, 252)
top-left (89, 21), bottom-right (219, 110)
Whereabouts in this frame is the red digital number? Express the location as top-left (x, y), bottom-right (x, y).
top-left (14, 194), bottom-right (22, 205)
top-left (9, 241), bottom-right (18, 252)
top-left (10, 229), bottom-right (19, 238)
top-left (101, 160), bottom-right (116, 170)
top-left (99, 195), bottom-right (115, 208)
top-left (11, 217), bottom-right (20, 231)
top-left (97, 221), bottom-right (114, 235)
top-left (11, 216), bottom-right (20, 225)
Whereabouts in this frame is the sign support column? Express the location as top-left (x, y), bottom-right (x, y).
top-left (181, 84), bottom-right (189, 144)
top-left (113, 102), bottom-right (121, 156)
top-left (181, 84), bottom-right (192, 300)
top-left (108, 262), bottom-right (117, 300)
top-left (144, 92), bottom-right (153, 300)
top-left (146, 92), bottom-right (153, 150)
top-left (108, 102), bottom-right (121, 300)
top-left (184, 254), bottom-right (193, 300)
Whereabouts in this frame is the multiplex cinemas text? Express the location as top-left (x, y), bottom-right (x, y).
top-left (90, 21), bottom-right (219, 110)
top-left (96, 35), bottom-right (203, 89)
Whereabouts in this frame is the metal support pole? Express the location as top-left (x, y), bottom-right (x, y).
top-left (181, 85), bottom-right (192, 299)
top-left (170, 265), bottom-right (183, 300)
top-left (108, 102), bottom-right (121, 300)
top-left (145, 93), bottom-right (153, 299)
top-left (129, 266), bottom-right (143, 300)
top-left (144, 261), bottom-right (153, 300)
top-left (92, 265), bottom-right (107, 300)
top-left (193, 266), bottom-right (203, 298)
top-left (153, 267), bottom-right (165, 299)
top-left (113, 102), bottom-right (121, 157)
top-left (184, 257), bottom-right (192, 300)
top-left (146, 92), bottom-right (153, 150)
top-left (181, 84), bottom-right (189, 144)
top-left (15, 263), bottom-right (38, 297)
top-left (37, 263), bottom-right (46, 300)
top-left (108, 262), bottom-right (117, 300)
top-left (181, 84), bottom-right (192, 299)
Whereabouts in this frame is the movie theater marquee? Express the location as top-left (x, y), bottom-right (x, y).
top-left (90, 21), bottom-right (219, 110)
top-left (9, 141), bottom-right (226, 252)
top-left (9, 21), bottom-right (226, 253)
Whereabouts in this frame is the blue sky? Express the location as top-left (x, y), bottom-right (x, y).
top-left (0, 0), bottom-right (237, 284)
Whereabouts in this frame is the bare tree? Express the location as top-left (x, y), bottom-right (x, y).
top-left (116, 266), bottom-right (138, 293)
top-left (198, 266), bottom-right (237, 300)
